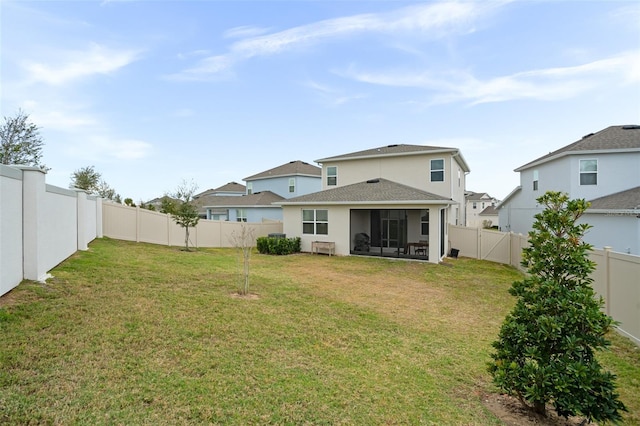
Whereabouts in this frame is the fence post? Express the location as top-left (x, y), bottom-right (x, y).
top-left (135, 206), bottom-right (140, 243)
top-left (96, 198), bottom-right (103, 238)
top-left (21, 167), bottom-right (47, 281)
top-left (76, 190), bottom-right (88, 251)
top-left (603, 246), bottom-right (612, 315)
top-left (166, 212), bottom-right (171, 246)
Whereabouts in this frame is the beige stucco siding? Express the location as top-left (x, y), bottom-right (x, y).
top-left (282, 203), bottom-right (450, 263)
top-left (322, 154), bottom-right (453, 197)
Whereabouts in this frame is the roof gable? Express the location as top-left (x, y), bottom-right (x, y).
top-left (516, 125), bottom-right (640, 171)
top-left (244, 160), bottom-right (321, 181)
top-left (277, 178), bottom-right (453, 205)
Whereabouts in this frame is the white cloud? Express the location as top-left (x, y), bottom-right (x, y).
top-left (303, 80), bottom-right (367, 106)
top-left (65, 136), bottom-right (153, 162)
top-left (170, 2), bottom-right (499, 81)
top-left (341, 50), bottom-right (640, 105)
top-left (23, 43), bottom-right (140, 86)
top-left (223, 25), bottom-right (271, 39)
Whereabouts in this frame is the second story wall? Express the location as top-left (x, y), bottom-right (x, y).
top-left (519, 152), bottom-right (640, 207)
top-left (321, 153), bottom-right (460, 197)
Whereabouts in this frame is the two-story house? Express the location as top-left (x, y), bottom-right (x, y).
top-left (202, 161), bottom-right (321, 222)
top-left (193, 182), bottom-right (245, 220)
top-left (498, 125), bottom-right (640, 254)
top-left (465, 191), bottom-right (499, 228)
top-left (277, 144), bottom-right (470, 263)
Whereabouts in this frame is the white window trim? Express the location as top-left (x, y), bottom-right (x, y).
top-left (289, 178), bottom-right (295, 193)
top-left (302, 209), bottom-right (328, 235)
top-left (327, 166), bottom-right (337, 186)
top-left (246, 182), bottom-right (253, 195)
top-left (430, 158), bottom-right (445, 182)
top-left (579, 159), bottom-right (598, 186)
top-left (236, 209), bottom-right (247, 222)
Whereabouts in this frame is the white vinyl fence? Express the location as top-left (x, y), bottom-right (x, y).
top-left (102, 202), bottom-right (284, 248)
top-left (449, 225), bottom-right (640, 346)
top-left (0, 165), bottom-right (102, 297)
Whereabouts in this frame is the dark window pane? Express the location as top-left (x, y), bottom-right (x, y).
top-left (580, 173), bottom-right (597, 185)
top-left (316, 210), bottom-right (328, 221)
top-left (316, 223), bottom-right (328, 235)
top-left (303, 223), bottom-right (314, 234)
top-left (431, 171), bottom-right (444, 182)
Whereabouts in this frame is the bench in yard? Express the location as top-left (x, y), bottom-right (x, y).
top-left (311, 241), bottom-right (335, 256)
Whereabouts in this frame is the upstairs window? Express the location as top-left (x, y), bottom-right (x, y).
top-left (289, 178), bottom-right (295, 193)
top-left (533, 170), bottom-right (539, 191)
top-left (579, 159), bottom-right (597, 185)
top-left (430, 159), bottom-right (444, 182)
top-left (246, 182), bottom-right (253, 195)
top-left (302, 209), bottom-right (328, 235)
top-left (327, 166), bottom-right (337, 186)
top-left (472, 202), bottom-right (477, 209)
top-left (236, 209), bottom-right (247, 222)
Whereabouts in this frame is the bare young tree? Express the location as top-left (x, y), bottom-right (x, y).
top-left (167, 179), bottom-right (200, 251)
top-left (0, 109), bottom-right (47, 170)
top-left (229, 223), bottom-right (256, 296)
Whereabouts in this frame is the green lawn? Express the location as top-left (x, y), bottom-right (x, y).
top-left (1, 238), bottom-right (638, 425)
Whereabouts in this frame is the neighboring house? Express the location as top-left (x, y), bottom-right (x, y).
top-left (202, 161), bottom-right (321, 222)
top-left (498, 125), bottom-right (640, 254)
top-left (478, 205), bottom-right (499, 229)
top-left (244, 160), bottom-right (321, 199)
top-left (194, 182), bottom-right (246, 219)
top-left (582, 186), bottom-right (640, 255)
top-left (277, 144), bottom-right (470, 264)
top-left (202, 191), bottom-right (285, 222)
top-left (465, 191), bottom-right (499, 227)
top-left (144, 195), bottom-right (180, 212)
top-left (194, 182), bottom-right (245, 199)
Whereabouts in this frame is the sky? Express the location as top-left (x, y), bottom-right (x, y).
top-left (1, 0), bottom-right (639, 203)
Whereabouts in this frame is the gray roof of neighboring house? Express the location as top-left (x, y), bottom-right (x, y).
top-left (244, 160), bottom-right (321, 181)
top-left (195, 182), bottom-right (246, 198)
top-left (479, 206), bottom-right (499, 216)
top-left (466, 191), bottom-right (495, 201)
top-left (588, 186), bottom-right (640, 211)
top-left (515, 125), bottom-right (640, 171)
top-left (201, 191), bottom-right (284, 208)
top-left (276, 178), bottom-right (454, 205)
top-left (316, 144), bottom-right (471, 172)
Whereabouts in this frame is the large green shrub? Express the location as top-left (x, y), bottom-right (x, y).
top-left (488, 191), bottom-right (626, 423)
top-left (256, 236), bottom-right (301, 255)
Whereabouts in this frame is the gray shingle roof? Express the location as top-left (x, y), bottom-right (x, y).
top-left (516, 125), bottom-right (640, 171)
top-left (277, 178), bottom-right (453, 205)
top-left (195, 182), bottom-right (246, 198)
top-left (588, 186), bottom-right (640, 211)
top-left (479, 205), bottom-right (498, 216)
top-left (466, 192), bottom-right (495, 201)
top-left (244, 160), bottom-right (321, 181)
top-left (200, 191), bottom-right (284, 208)
top-left (316, 144), bottom-right (454, 162)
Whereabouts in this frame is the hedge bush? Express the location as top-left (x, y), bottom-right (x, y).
top-left (256, 236), bottom-right (301, 255)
